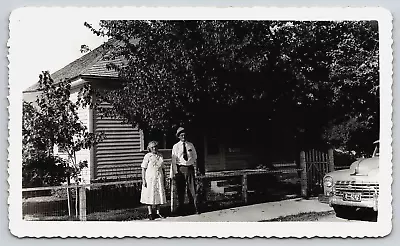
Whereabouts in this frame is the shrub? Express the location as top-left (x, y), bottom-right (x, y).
top-left (22, 155), bottom-right (68, 188)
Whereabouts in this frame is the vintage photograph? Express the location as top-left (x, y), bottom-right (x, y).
top-left (8, 7), bottom-right (393, 238)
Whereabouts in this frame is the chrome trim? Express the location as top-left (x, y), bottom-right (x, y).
top-left (334, 181), bottom-right (379, 199)
top-left (329, 196), bottom-right (378, 211)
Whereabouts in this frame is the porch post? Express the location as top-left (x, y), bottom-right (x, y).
top-left (300, 151), bottom-right (308, 198)
top-left (328, 148), bottom-right (335, 172)
top-left (162, 133), bottom-right (167, 149)
top-left (220, 144), bottom-right (226, 170)
top-left (199, 135), bottom-right (208, 205)
top-left (242, 174), bottom-right (248, 204)
top-left (203, 135), bottom-right (208, 171)
top-left (89, 106), bottom-right (96, 181)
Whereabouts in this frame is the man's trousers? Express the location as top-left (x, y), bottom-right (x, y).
top-left (175, 165), bottom-right (198, 212)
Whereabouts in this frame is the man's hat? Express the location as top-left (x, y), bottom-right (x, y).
top-left (176, 127), bottom-right (185, 137)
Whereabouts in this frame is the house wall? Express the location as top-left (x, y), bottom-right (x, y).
top-left (54, 88), bottom-right (92, 184)
top-left (203, 141), bottom-right (252, 172)
top-left (22, 91), bottom-right (41, 104)
top-left (205, 153), bottom-right (251, 172)
top-left (93, 101), bottom-right (145, 181)
top-left (225, 152), bottom-right (252, 170)
top-left (81, 78), bottom-right (172, 181)
top-left (71, 90), bottom-right (91, 183)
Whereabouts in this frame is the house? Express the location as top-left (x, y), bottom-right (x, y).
top-left (23, 43), bottom-right (260, 184)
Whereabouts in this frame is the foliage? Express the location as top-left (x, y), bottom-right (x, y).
top-left (22, 101), bottom-right (49, 159)
top-left (333, 150), bottom-right (358, 168)
top-left (83, 20), bottom-right (379, 155)
top-left (22, 71), bottom-right (103, 187)
top-left (22, 155), bottom-right (68, 188)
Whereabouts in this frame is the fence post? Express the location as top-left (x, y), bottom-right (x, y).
top-left (79, 186), bottom-right (87, 221)
top-left (328, 148), bottom-right (335, 172)
top-left (242, 174), bottom-right (248, 204)
top-left (300, 151), bottom-right (308, 198)
top-left (170, 178), bottom-right (178, 213)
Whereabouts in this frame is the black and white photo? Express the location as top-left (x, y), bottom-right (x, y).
top-left (8, 7), bottom-right (393, 238)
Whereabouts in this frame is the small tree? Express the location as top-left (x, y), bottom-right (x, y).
top-left (23, 71), bottom-right (103, 216)
top-left (22, 101), bottom-right (68, 188)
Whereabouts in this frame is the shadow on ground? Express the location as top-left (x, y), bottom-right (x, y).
top-left (335, 208), bottom-right (378, 222)
top-left (259, 210), bottom-right (336, 222)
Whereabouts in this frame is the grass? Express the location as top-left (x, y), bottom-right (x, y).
top-left (23, 200), bottom-right (243, 221)
top-left (23, 202), bottom-right (160, 221)
top-left (86, 207), bottom-right (149, 221)
top-left (259, 211), bottom-right (336, 222)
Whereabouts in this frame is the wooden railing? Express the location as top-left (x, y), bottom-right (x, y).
top-left (196, 167), bottom-right (303, 203)
top-left (22, 165), bottom-right (303, 221)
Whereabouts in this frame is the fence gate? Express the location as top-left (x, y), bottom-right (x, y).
top-left (300, 149), bottom-right (334, 197)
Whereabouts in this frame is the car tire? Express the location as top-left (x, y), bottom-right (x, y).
top-left (333, 205), bottom-right (357, 218)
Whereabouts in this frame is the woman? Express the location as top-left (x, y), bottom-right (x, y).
top-left (140, 141), bottom-right (167, 220)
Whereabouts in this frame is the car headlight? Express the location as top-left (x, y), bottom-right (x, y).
top-left (323, 176), bottom-right (333, 188)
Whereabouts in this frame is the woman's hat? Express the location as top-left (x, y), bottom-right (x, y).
top-left (176, 127), bottom-right (185, 137)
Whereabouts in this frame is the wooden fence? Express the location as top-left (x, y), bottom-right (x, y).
top-left (299, 149), bottom-right (335, 197)
top-left (22, 164), bottom-right (304, 221)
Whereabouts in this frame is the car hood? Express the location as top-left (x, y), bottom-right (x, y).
top-left (349, 157), bottom-right (379, 175)
top-left (327, 157), bottom-right (379, 181)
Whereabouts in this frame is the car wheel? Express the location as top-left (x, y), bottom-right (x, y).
top-left (333, 205), bottom-right (357, 218)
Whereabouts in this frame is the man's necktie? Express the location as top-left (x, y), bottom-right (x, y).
top-left (183, 142), bottom-right (188, 161)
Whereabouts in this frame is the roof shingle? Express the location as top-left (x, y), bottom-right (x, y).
top-left (23, 41), bottom-right (122, 92)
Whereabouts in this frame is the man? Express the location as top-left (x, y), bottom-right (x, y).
top-left (170, 127), bottom-right (200, 215)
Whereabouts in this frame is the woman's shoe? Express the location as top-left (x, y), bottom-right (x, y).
top-left (155, 213), bottom-right (165, 219)
top-left (148, 214), bottom-right (155, 220)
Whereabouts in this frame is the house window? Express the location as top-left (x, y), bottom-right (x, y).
top-left (140, 129), bottom-right (174, 160)
top-left (142, 129), bottom-right (175, 151)
top-left (207, 137), bottom-right (220, 155)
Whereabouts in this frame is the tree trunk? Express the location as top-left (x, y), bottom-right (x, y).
top-left (300, 151), bottom-right (308, 198)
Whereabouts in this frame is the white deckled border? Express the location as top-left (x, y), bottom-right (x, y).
top-left (8, 6), bottom-right (393, 238)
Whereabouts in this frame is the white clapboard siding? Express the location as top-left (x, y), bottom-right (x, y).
top-left (205, 156), bottom-right (222, 172)
top-left (205, 152), bottom-right (251, 172)
top-left (94, 102), bottom-right (145, 180)
top-left (56, 90), bottom-right (91, 183)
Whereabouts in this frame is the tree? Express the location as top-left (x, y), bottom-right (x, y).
top-left (83, 20), bottom-right (379, 156)
top-left (23, 71), bottom-right (103, 215)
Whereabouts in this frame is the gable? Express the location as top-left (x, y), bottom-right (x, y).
top-left (23, 40), bottom-right (125, 93)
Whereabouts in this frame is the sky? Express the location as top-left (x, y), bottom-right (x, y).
top-left (9, 8), bottom-right (108, 92)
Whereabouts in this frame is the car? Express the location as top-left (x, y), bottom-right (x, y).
top-left (323, 140), bottom-right (379, 216)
